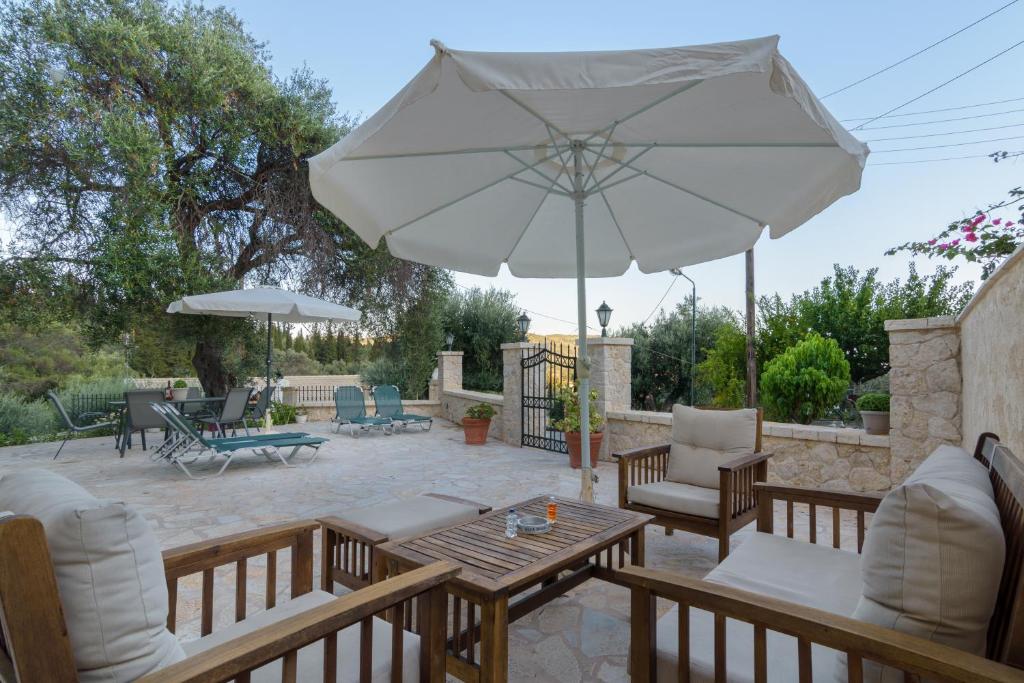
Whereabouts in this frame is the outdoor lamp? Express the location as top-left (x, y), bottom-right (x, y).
top-left (446, 332), bottom-right (454, 350)
top-left (596, 301), bottom-right (613, 337)
top-left (516, 312), bottom-right (531, 341)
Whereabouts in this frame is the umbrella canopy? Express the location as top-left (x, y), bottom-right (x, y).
top-left (309, 36), bottom-right (867, 499)
top-left (167, 288), bottom-right (360, 423)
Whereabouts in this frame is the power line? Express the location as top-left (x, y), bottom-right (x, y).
top-left (851, 39), bottom-right (1024, 131)
top-left (451, 280), bottom-right (597, 331)
top-left (857, 107), bottom-right (1024, 130)
top-left (822, 0), bottom-right (1020, 99)
top-left (869, 153), bottom-right (997, 166)
top-left (872, 134), bottom-right (1024, 153)
top-left (841, 96), bottom-right (1024, 121)
top-left (863, 121), bottom-right (1024, 142)
top-left (642, 275), bottom-right (679, 325)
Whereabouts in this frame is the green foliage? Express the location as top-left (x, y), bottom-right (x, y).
top-left (551, 384), bottom-right (604, 433)
top-left (270, 401), bottom-right (297, 425)
top-left (757, 264), bottom-right (973, 384)
top-left (696, 324), bottom-right (746, 409)
top-left (274, 348), bottom-right (324, 376)
top-left (0, 393), bottom-right (58, 443)
top-left (617, 296), bottom-right (741, 410)
top-left (443, 286), bottom-right (519, 392)
top-left (173, 379), bottom-right (188, 389)
top-left (465, 403), bottom-right (496, 420)
top-left (761, 333), bottom-right (851, 424)
top-left (855, 392), bottom-right (890, 412)
top-left (359, 357), bottom-right (402, 391)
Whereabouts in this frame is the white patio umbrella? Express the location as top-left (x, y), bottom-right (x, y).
top-left (309, 35), bottom-right (868, 501)
top-left (167, 287), bottom-right (361, 425)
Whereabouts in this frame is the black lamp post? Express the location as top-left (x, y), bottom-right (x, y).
top-left (516, 312), bottom-right (531, 342)
top-left (445, 332), bottom-right (454, 351)
top-left (596, 301), bottom-right (613, 337)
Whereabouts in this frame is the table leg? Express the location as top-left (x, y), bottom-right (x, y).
top-left (632, 527), bottom-right (646, 567)
top-left (478, 594), bottom-right (508, 683)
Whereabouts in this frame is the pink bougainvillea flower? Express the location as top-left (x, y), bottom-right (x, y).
top-left (993, 217), bottom-right (1002, 225)
top-left (952, 239), bottom-right (961, 246)
top-left (1005, 221), bottom-right (1016, 228)
top-left (965, 232), bottom-right (979, 242)
top-left (928, 238), bottom-right (937, 245)
top-left (938, 243), bottom-right (949, 250)
top-left (962, 224), bottom-right (974, 233)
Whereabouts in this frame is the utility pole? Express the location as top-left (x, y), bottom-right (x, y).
top-left (745, 248), bottom-right (757, 408)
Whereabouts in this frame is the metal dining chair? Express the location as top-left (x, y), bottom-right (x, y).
top-left (197, 387), bottom-right (253, 437)
top-left (46, 391), bottom-right (116, 460)
top-left (121, 389), bottom-right (166, 457)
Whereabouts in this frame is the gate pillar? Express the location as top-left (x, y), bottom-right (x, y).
top-left (500, 342), bottom-right (534, 446)
top-left (588, 337), bottom-right (634, 460)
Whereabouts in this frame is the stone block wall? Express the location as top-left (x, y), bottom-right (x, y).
top-left (885, 317), bottom-right (962, 483)
top-left (439, 389), bottom-right (504, 439)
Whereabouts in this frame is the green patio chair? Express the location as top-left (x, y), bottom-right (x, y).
top-left (332, 386), bottom-right (393, 437)
top-left (153, 404), bottom-right (326, 478)
top-left (371, 384), bottom-right (432, 432)
top-left (46, 391), bottom-right (116, 460)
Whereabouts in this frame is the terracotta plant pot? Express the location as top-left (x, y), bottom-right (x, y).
top-left (463, 417), bottom-right (491, 445)
top-left (565, 431), bottom-right (603, 469)
top-left (861, 410), bottom-right (890, 436)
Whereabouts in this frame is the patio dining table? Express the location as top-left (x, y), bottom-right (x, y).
top-left (109, 396), bottom-right (225, 452)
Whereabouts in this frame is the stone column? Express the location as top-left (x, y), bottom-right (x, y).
top-left (436, 351), bottom-right (463, 393)
top-left (587, 337), bottom-right (634, 460)
top-left (885, 316), bottom-right (962, 485)
top-left (500, 342), bottom-right (534, 446)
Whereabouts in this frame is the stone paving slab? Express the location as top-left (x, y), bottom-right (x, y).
top-left (0, 419), bottom-right (862, 682)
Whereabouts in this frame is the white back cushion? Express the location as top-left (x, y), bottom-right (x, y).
top-left (845, 445), bottom-right (1004, 681)
top-left (665, 405), bottom-right (758, 489)
top-left (0, 469), bottom-right (184, 682)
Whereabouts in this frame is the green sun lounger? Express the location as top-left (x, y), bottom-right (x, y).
top-left (332, 386), bottom-right (393, 436)
top-left (371, 384), bottom-right (432, 432)
top-left (154, 404), bottom-right (326, 478)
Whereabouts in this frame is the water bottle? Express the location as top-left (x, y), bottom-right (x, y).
top-left (505, 508), bottom-right (518, 539)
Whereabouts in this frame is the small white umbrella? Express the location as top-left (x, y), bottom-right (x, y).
top-left (309, 36), bottom-right (867, 501)
top-left (167, 287), bottom-right (361, 424)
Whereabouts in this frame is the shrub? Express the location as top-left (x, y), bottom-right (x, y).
top-left (551, 383), bottom-right (604, 433)
top-left (173, 379), bottom-right (188, 389)
top-left (56, 375), bottom-right (135, 424)
top-left (695, 324), bottom-right (746, 409)
top-left (760, 333), bottom-right (851, 424)
top-left (360, 357), bottom-right (402, 390)
top-left (270, 401), bottom-right (297, 425)
top-left (465, 403), bottom-right (496, 420)
top-left (855, 392), bottom-right (890, 412)
top-left (0, 392), bottom-right (57, 441)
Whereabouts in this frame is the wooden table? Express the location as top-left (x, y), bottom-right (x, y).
top-left (375, 496), bottom-right (652, 683)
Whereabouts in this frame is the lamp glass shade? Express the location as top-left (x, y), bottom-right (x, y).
top-left (596, 301), bottom-right (613, 328)
top-left (516, 313), bottom-right (531, 340)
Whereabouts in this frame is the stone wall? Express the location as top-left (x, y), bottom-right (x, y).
top-left (884, 317), bottom-right (962, 483)
top-left (605, 410), bottom-right (892, 491)
top-left (439, 389), bottom-right (504, 439)
top-left (959, 246), bottom-right (1024, 456)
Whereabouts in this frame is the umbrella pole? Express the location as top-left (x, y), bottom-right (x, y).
top-left (572, 141), bottom-right (595, 503)
top-left (265, 313), bottom-right (273, 430)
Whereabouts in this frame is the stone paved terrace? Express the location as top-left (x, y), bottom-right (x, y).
top-left (0, 418), bottom-right (859, 682)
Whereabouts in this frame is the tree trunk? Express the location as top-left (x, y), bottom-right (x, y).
top-left (192, 339), bottom-right (231, 396)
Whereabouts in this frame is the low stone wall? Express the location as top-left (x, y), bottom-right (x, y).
top-left (440, 389), bottom-right (504, 439)
top-left (298, 399), bottom-right (441, 424)
top-left (605, 410), bottom-right (893, 492)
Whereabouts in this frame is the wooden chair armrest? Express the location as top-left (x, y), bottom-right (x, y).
top-left (423, 492), bottom-right (492, 514)
top-left (754, 482), bottom-right (885, 513)
top-left (613, 443), bottom-right (671, 461)
top-left (137, 562), bottom-right (461, 683)
top-left (617, 565), bottom-right (1023, 683)
top-left (317, 515), bottom-right (388, 545)
top-left (718, 450), bottom-right (772, 473)
top-left (162, 520), bottom-right (319, 579)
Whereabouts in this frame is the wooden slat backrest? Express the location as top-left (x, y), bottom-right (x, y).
top-left (988, 444), bottom-right (1024, 667)
top-left (0, 516), bottom-right (78, 682)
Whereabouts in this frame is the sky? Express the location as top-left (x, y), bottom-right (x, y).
top-left (168, 2), bottom-right (1024, 332)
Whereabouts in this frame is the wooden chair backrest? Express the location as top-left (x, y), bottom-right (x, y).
top-left (0, 516), bottom-right (78, 682)
top-left (694, 405), bottom-right (763, 453)
top-left (986, 442), bottom-right (1024, 667)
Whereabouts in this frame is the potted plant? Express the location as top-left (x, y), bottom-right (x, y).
top-left (856, 392), bottom-right (890, 435)
top-left (463, 403), bottom-right (496, 445)
top-left (294, 407), bottom-right (309, 424)
top-left (171, 379), bottom-right (189, 402)
top-left (552, 384), bottom-right (604, 469)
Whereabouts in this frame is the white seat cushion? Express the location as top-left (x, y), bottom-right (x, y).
top-left (627, 480), bottom-right (719, 519)
top-left (656, 533), bottom-right (861, 682)
top-left (336, 495), bottom-right (480, 539)
top-left (844, 444), bottom-right (1004, 682)
top-left (0, 469), bottom-right (185, 682)
top-left (666, 405), bottom-right (758, 489)
top-left (181, 590), bottom-right (418, 682)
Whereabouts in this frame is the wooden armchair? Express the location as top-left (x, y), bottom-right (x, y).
top-left (0, 515), bottom-right (457, 682)
top-left (615, 406), bottom-right (767, 560)
top-left (618, 434), bottom-right (1024, 682)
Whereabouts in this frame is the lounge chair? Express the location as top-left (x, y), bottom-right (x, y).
top-left (153, 404), bottom-right (326, 478)
top-left (197, 386), bottom-right (252, 437)
top-left (332, 386), bottom-right (393, 436)
top-left (371, 384), bottom-right (432, 431)
top-left (45, 391), bottom-right (116, 460)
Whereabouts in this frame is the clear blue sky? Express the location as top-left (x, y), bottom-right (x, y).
top-left (219, 0), bottom-right (1024, 334)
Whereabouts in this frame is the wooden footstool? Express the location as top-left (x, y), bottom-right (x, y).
top-left (318, 493), bottom-right (491, 591)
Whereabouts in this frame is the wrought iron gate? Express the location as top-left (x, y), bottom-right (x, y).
top-left (521, 343), bottom-right (577, 453)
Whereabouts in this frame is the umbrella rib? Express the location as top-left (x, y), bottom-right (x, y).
top-left (385, 149), bottom-right (561, 236)
top-left (588, 146), bottom-right (767, 225)
top-left (582, 123), bottom-right (618, 191)
top-left (583, 145), bottom-right (654, 195)
top-left (509, 175), bottom-right (571, 197)
top-left (578, 151), bottom-right (636, 261)
top-left (600, 141), bottom-right (840, 149)
top-left (503, 150), bottom-right (574, 195)
top-left (504, 167), bottom-right (566, 264)
top-left (500, 90), bottom-right (574, 142)
top-left (589, 169), bottom-right (646, 194)
top-left (338, 144), bottom-right (543, 161)
top-left (582, 79), bottom-right (705, 144)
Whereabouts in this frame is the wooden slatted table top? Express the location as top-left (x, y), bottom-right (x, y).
top-left (377, 496), bottom-right (651, 594)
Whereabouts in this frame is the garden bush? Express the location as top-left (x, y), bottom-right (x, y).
top-left (359, 356), bottom-right (403, 390)
top-left (270, 401), bottom-right (297, 425)
top-left (0, 392), bottom-right (57, 444)
top-left (855, 392), bottom-right (890, 413)
top-left (760, 333), bottom-right (851, 424)
top-left (465, 403), bottom-right (496, 420)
